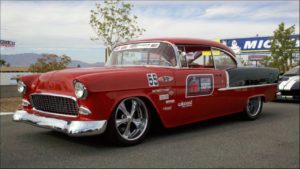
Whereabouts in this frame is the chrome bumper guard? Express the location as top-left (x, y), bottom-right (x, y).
top-left (13, 110), bottom-right (107, 137)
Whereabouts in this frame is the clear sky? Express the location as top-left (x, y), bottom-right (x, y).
top-left (1, 0), bottom-right (299, 63)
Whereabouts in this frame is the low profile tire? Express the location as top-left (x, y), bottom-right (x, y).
top-left (243, 96), bottom-right (263, 120)
top-left (106, 97), bottom-right (151, 146)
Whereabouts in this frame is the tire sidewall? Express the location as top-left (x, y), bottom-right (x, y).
top-left (245, 96), bottom-right (263, 120)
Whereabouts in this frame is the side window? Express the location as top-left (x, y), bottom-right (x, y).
top-left (190, 50), bottom-right (214, 67)
top-left (212, 48), bottom-right (236, 70)
top-left (177, 45), bottom-right (214, 68)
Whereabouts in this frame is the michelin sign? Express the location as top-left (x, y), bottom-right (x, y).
top-left (220, 35), bottom-right (300, 54)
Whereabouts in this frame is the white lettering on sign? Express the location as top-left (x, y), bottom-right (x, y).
top-left (257, 40), bottom-right (264, 48)
top-left (244, 41), bottom-right (257, 49)
top-left (293, 38), bottom-right (300, 47)
top-left (243, 40), bottom-right (272, 50)
top-left (263, 40), bottom-right (271, 48)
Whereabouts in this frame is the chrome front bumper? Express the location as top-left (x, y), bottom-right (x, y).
top-left (13, 110), bottom-right (107, 137)
top-left (276, 92), bottom-right (295, 100)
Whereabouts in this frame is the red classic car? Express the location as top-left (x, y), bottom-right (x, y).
top-left (13, 38), bottom-right (279, 145)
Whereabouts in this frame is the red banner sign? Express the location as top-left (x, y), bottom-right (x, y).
top-left (0, 40), bottom-right (15, 47)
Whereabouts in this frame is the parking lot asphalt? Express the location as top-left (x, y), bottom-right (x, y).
top-left (0, 101), bottom-right (299, 168)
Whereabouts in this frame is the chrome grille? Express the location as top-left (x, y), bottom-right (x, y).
top-left (30, 94), bottom-right (79, 116)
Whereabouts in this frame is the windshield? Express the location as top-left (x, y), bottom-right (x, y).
top-left (106, 42), bottom-right (177, 67)
top-left (285, 66), bottom-right (300, 76)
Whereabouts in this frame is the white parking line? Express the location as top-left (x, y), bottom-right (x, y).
top-left (0, 112), bottom-right (14, 116)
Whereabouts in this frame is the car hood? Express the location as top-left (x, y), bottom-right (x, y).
top-left (34, 66), bottom-right (172, 93)
top-left (39, 66), bottom-right (160, 80)
top-left (278, 75), bottom-right (300, 90)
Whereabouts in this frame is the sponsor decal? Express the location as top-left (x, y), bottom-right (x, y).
top-left (114, 43), bottom-right (160, 51)
top-left (152, 88), bottom-right (170, 93)
top-left (186, 74), bottom-right (214, 97)
top-left (147, 73), bottom-right (159, 87)
top-left (159, 94), bottom-right (169, 101)
top-left (166, 99), bottom-right (175, 104)
top-left (178, 100), bottom-right (193, 108)
top-left (158, 76), bottom-right (174, 83)
top-left (163, 106), bottom-right (172, 111)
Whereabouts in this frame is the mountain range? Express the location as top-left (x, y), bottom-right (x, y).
top-left (1, 53), bottom-right (105, 67)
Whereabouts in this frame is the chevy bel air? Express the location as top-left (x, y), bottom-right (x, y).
top-left (14, 38), bottom-right (279, 145)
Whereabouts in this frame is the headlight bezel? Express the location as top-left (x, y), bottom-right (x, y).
top-left (17, 80), bottom-right (26, 94)
top-left (74, 80), bottom-right (88, 99)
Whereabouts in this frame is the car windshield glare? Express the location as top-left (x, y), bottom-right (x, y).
top-left (106, 42), bottom-right (177, 67)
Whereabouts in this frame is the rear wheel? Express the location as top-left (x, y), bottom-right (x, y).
top-left (243, 96), bottom-right (263, 120)
top-left (107, 97), bottom-right (151, 146)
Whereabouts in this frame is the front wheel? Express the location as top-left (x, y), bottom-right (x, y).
top-left (106, 97), bottom-right (151, 146)
top-left (243, 96), bottom-right (263, 120)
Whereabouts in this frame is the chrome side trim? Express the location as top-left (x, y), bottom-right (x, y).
top-left (13, 110), bottom-right (107, 137)
top-left (218, 83), bottom-right (277, 91)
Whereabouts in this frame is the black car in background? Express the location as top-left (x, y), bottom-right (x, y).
top-left (277, 66), bottom-right (300, 100)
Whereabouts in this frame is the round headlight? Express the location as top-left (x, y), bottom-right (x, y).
top-left (17, 80), bottom-right (26, 94)
top-left (74, 81), bottom-right (88, 99)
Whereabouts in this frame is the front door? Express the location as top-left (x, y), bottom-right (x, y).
top-left (173, 68), bottom-right (227, 125)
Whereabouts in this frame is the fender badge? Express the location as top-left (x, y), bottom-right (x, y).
top-left (158, 76), bottom-right (174, 83)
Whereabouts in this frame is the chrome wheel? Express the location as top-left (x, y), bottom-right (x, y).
top-left (115, 97), bottom-right (149, 141)
top-left (246, 97), bottom-right (262, 117)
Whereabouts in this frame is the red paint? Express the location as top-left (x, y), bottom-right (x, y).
top-left (19, 38), bottom-right (277, 128)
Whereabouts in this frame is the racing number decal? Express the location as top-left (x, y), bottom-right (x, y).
top-left (186, 74), bottom-right (214, 97)
top-left (147, 73), bottom-right (159, 87)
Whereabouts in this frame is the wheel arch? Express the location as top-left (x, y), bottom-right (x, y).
top-left (247, 94), bottom-right (266, 102)
top-left (137, 96), bottom-right (165, 128)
